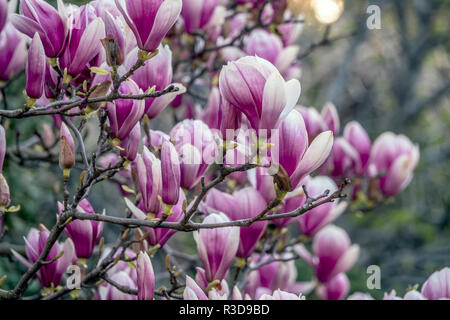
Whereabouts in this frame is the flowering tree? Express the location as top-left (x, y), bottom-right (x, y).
top-left (0, 0), bottom-right (447, 301)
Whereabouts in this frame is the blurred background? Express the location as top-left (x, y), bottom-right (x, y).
top-left (0, 0), bottom-right (448, 299)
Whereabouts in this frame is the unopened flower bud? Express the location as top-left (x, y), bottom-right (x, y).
top-left (41, 123), bottom-right (55, 149)
top-left (0, 173), bottom-right (10, 209)
top-left (59, 123), bottom-right (75, 172)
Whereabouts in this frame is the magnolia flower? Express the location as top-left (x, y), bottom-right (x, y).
top-left (135, 146), bottom-right (162, 214)
top-left (347, 292), bottom-right (374, 300)
top-left (343, 121), bottom-right (371, 172)
top-left (59, 122), bottom-right (75, 171)
top-left (126, 45), bottom-right (184, 119)
top-left (59, 5), bottom-right (106, 77)
top-left (11, 0), bottom-right (68, 57)
top-left (321, 137), bottom-right (361, 178)
top-left (127, 190), bottom-right (186, 247)
top-left (170, 119), bottom-right (215, 190)
top-left (136, 251), bottom-right (155, 300)
top-left (273, 110), bottom-right (334, 190)
top-left (103, 11), bottom-right (126, 66)
top-left (181, 0), bottom-right (217, 34)
top-left (316, 273), bottom-right (349, 300)
top-left (0, 0), bottom-right (8, 33)
top-left (244, 254), bottom-right (314, 299)
top-left (321, 102), bottom-right (340, 136)
top-left (97, 270), bottom-right (137, 300)
top-left (243, 29), bottom-right (299, 77)
top-left (297, 106), bottom-right (327, 142)
top-left (12, 225), bottom-right (76, 288)
top-left (368, 132), bottom-right (420, 197)
top-left (106, 79), bottom-right (145, 140)
top-left (26, 33), bottom-right (46, 99)
top-left (119, 123), bottom-right (141, 161)
top-left (203, 188), bottom-right (267, 258)
top-left (183, 275), bottom-right (209, 300)
top-left (404, 290), bottom-right (426, 300)
top-left (219, 56), bottom-right (301, 133)
top-left (115, 0), bottom-right (182, 53)
top-left (421, 267), bottom-right (450, 300)
top-left (296, 225), bottom-right (359, 283)
top-left (194, 213), bottom-right (240, 283)
top-left (57, 199), bottom-right (103, 259)
top-left (259, 289), bottom-right (305, 300)
top-left (161, 140), bottom-right (181, 205)
top-left (0, 24), bottom-right (27, 82)
top-left (277, 11), bottom-right (303, 46)
top-left (201, 87), bottom-right (221, 130)
top-left (296, 176), bottom-right (347, 236)
top-left (312, 225), bottom-right (359, 283)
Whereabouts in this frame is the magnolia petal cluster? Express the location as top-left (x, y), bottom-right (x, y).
top-left (203, 187), bottom-right (267, 258)
top-left (311, 225), bottom-right (359, 283)
top-left (181, 0), bottom-right (217, 34)
top-left (59, 122), bottom-right (75, 171)
top-left (368, 132), bottom-right (420, 197)
top-left (57, 199), bottom-right (103, 259)
top-left (219, 56), bottom-right (301, 133)
top-left (12, 225), bottom-right (76, 288)
top-left (243, 29), bottom-right (299, 79)
top-left (26, 33), bottom-right (46, 99)
top-left (421, 267), bottom-right (450, 300)
top-left (136, 251), bottom-right (155, 300)
top-left (194, 213), bottom-right (240, 283)
top-left (59, 5), bottom-right (106, 77)
top-left (274, 109), bottom-right (334, 190)
top-left (126, 45), bottom-right (180, 118)
top-left (128, 191), bottom-right (186, 247)
top-left (170, 119), bottom-right (215, 190)
top-left (106, 80), bottom-right (145, 140)
top-left (11, 0), bottom-right (68, 57)
top-left (115, 0), bottom-right (182, 53)
top-left (0, 24), bottom-right (27, 82)
top-left (296, 176), bottom-right (347, 236)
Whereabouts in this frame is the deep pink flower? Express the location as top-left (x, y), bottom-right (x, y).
top-left (59, 5), bottom-right (106, 76)
top-left (26, 33), bottom-right (46, 99)
top-left (368, 132), bottom-right (419, 197)
top-left (161, 140), bottom-right (181, 205)
top-left (316, 273), bottom-right (349, 300)
top-left (219, 56), bottom-right (301, 133)
top-left (273, 110), bottom-right (334, 190)
top-left (194, 213), bottom-right (240, 282)
top-left (136, 251), bottom-right (155, 300)
top-left (204, 187), bottom-right (267, 258)
top-left (296, 176), bottom-right (346, 236)
top-left (181, 0), bottom-right (217, 34)
top-left (312, 225), bottom-right (359, 283)
top-left (12, 225), bottom-right (76, 288)
top-left (170, 119), bottom-right (215, 190)
top-left (57, 199), bottom-right (103, 259)
top-left (115, 0), bottom-right (182, 52)
top-left (11, 0), bottom-right (68, 57)
top-left (106, 79), bottom-right (145, 140)
top-left (0, 24), bottom-right (27, 81)
top-left (128, 190), bottom-right (186, 247)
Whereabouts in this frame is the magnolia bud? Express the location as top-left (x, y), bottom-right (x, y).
top-left (41, 123), bottom-right (55, 149)
top-left (0, 173), bottom-right (10, 209)
top-left (59, 123), bottom-right (75, 172)
top-left (101, 35), bottom-right (124, 67)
